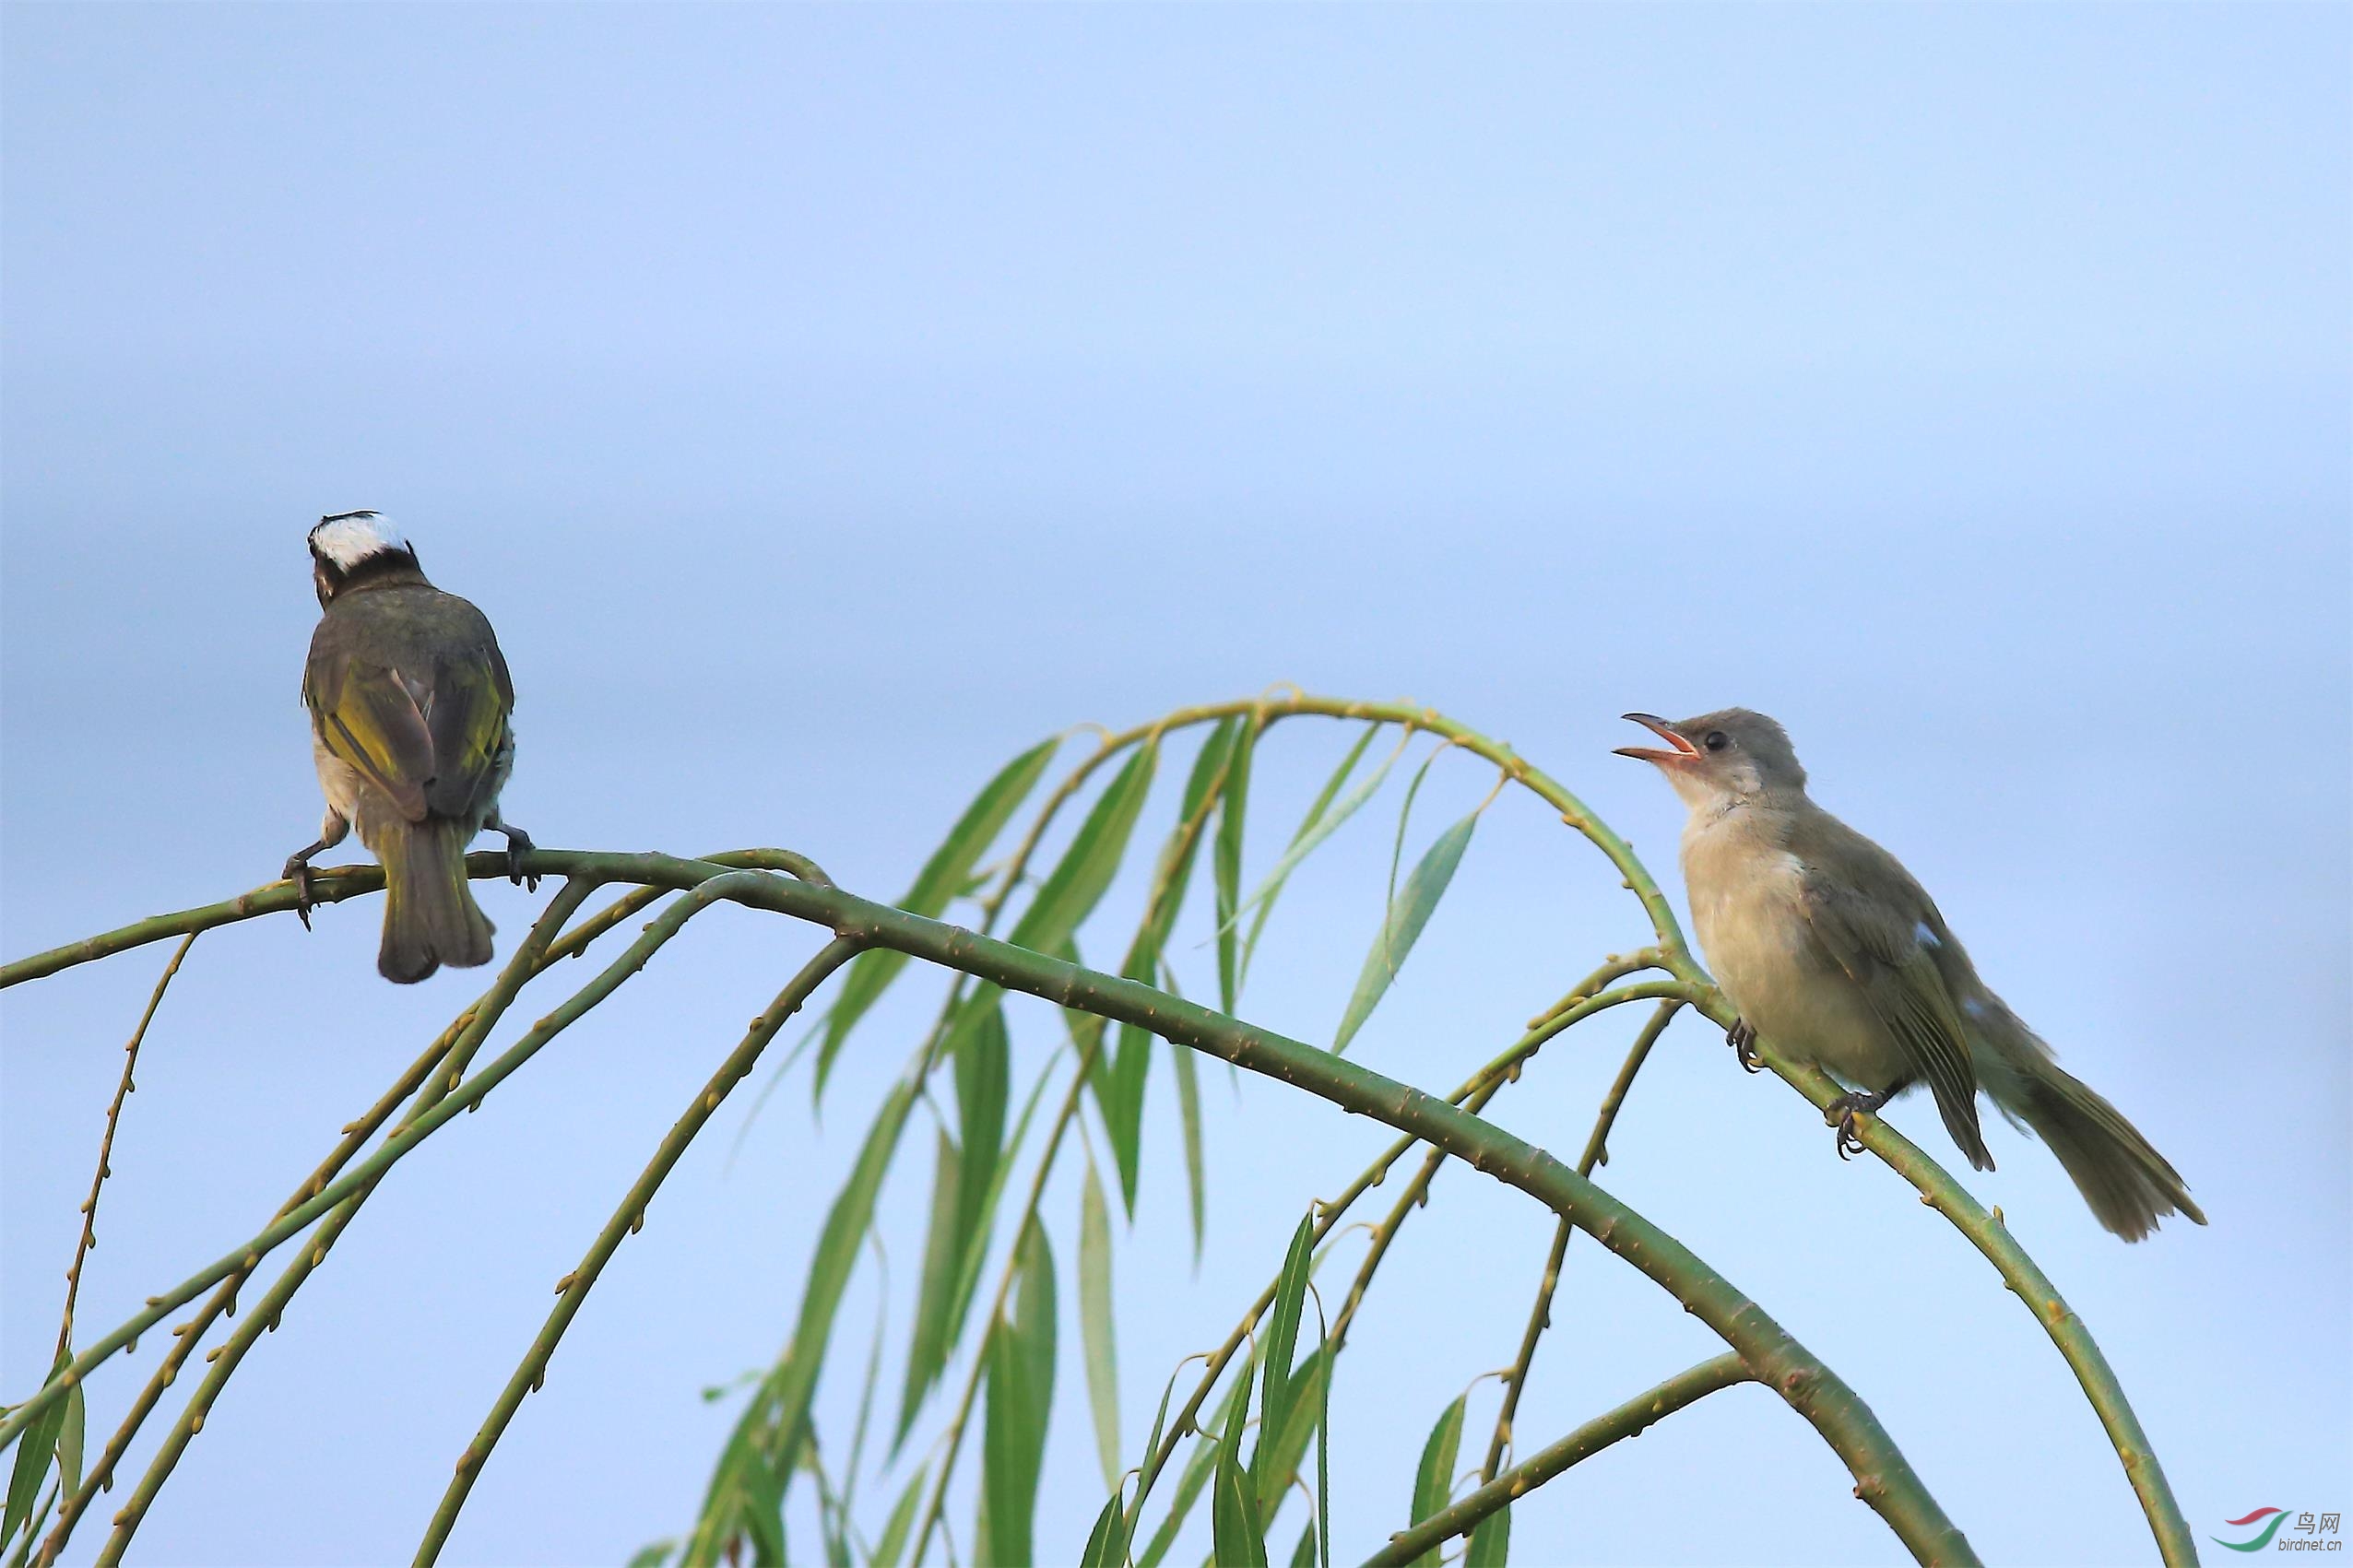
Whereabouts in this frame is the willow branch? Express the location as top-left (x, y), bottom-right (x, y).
top-left (900, 731), bottom-right (1239, 1568)
top-left (53, 937), bottom-right (195, 1361)
top-left (91, 882), bottom-right (599, 1564)
top-left (0, 847), bottom-right (831, 989)
top-left (31, 872), bottom-right (701, 1563)
top-left (1365, 1352), bottom-right (1755, 1567)
top-left (1, 869), bottom-right (770, 1457)
top-left (415, 937), bottom-right (863, 1564)
top-left (1670, 964), bottom-right (2194, 1565)
top-left (1481, 999), bottom-right (1684, 1480)
top-left (1123, 967), bottom-right (1675, 1529)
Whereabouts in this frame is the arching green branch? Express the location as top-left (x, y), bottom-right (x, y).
top-left (416, 937), bottom-right (864, 1564)
top-left (0, 852), bottom-right (1971, 1564)
top-left (1366, 1351), bottom-right (1756, 1567)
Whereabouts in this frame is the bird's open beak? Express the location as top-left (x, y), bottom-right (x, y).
top-left (1613, 713), bottom-right (1699, 767)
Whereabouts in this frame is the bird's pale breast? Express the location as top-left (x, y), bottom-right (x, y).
top-left (1681, 809), bottom-right (1908, 1089)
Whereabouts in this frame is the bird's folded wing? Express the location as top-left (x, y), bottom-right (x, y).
top-left (420, 650), bottom-right (512, 820)
top-left (1797, 867), bottom-right (1995, 1171)
top-left (306, 654), bottom-right (433, 823)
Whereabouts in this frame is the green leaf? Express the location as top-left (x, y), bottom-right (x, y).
top-left (1080, 1484), bottom-right (1132, 1568)
top-left (1140, 1344), bottom-right (1260, 1568)
top-left (1254, 1346), bottom-right (1330, 1523)
top-left (1288, 1520), bottom-right (1318, 1568)
top-left (692, 1076), bottom-right (915, 1563)
top-left (1094, 725), bottom-right (1233, 1213)
top-left (979, 1223), bottom-right (1058, 1568)
top-left (625, 1539), bottom-right (678, 1568)
top-left (900, 1040), bottom-right (1058, 1445)
top-left (1254, 1213), bottom-right (1316, 1503)
top-left (57, 1380), bottom-right (83, 1503)
top-left (869, 1465), bottom-right (927, 1568)
top-left (1079, 1157), bottom-right (1123, 1491)
top-left (1331, 812), bottom-right (1477, 1055)
top-left (894, 1129), bottom-right (965, 1448)
top-left (1466, 1503), bottom-right (1511, 1567)
top-left (1314, 1297), bottom-right (1331, 1568)
top-left (1009, 742), bottom-right (1160, 957)
top-left (1229, 724), bottom-right (1392, 972)
top-left (4, 1346), bottom-right (70, 1550)
top-left (1172, 1043), bottom-right (1207, 1263)
top-left (1100, 1025), bottom-right (1153, 1215)
top-left (1214, 717), bottom-right (1258, 1013)
top-left (816, 737), bottom-right (1059, 1096)
top-left (1406, 1394), bottom-right (1468, 1568)
top-left (1211, 1444), bottom-right (1270, 1568)
top-left (941, 1056), bottom-right (1058, 1372)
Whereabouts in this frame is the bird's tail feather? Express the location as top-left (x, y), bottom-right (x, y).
top-left (378, 820), bottom-right (494, 983)
top-left (2016, 1063), bottom-right (2205, 1243)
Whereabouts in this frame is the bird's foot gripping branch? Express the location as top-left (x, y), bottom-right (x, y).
top-left (0, 694), bottom-right (2189, 1567)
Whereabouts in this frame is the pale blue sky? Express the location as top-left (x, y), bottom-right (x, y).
top-left (4, 6), bottom-right (2347, 1565)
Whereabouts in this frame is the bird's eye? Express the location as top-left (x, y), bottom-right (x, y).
top-left (1704, 731), bottom-right (1728, 752)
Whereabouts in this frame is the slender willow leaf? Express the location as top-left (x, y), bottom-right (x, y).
top-left (692, 1074), bottom-right (915, 1565)
top-left (1406, 1394), bottom-right (1469, 1568)
top-left (1254, 1213), bottom-right (1316, 1502)
top-left (1213, 716), bottom-right (1257, 1013)
top-left (941, 1055), bottom-right (1058, 1367)
top-left (1079, 1158), bottom-right (1123, 1491)
top-left (816, 737), bottom-right (1059, 1095)
top-left (1226, 724), bottom-right (1391, 962)
top-left (869, 1465), bottom-right (927, 1568)
top-left (1097, 723), bottom-right (1233, 1211)
top-left (979, 1224), bottom-right (1058, 1568)
top-left (1140, 1342), bottom-right (1260, 1568)
top-left (732, 1431), bottom-right (789, 1568)
top-left (1081, 1484), bottom-right (1131, 1568)
top-left (1008, 741), bottom-right (1159, 956)
top-left (1255, 1347), bottom-right (1330, 1521)
top-left (1212, 1444), bottom-right (1271, 1568)
top-left (3, 1346), bottom-right (69, 1549)
top-left (1331, 811), bottom-right (1477, 1055)
top-left (1314, 1298), bottom-right (1331, 1568)
top-left (1466, 1503), bottom-right (1512, 1567)
top-left (894, 1129), bottom-right (965, 1448)
top-left (899, 1043), bottom-right (1058, 1444)
top-left (57, 1381), bottom-right (83, 1503)
top-left (1172, 1041), bottom-right (1207, 1262)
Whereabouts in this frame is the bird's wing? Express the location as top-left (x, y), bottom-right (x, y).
top-left (1792, 829), bottom-right (1994, 1171)
top-left (420, 644), bottom-right (513, 820)
top-left (304, 651), bottom-right (434, 823)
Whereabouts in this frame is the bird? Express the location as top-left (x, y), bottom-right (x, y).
top-left (283, 511), bottom-right (535, 983)
top-left (1615, 708), bottom-right (2204, 1242)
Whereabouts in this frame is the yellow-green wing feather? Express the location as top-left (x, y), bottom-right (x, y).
top-left (421, 651), bottom-right (511, 819)
top-left (306, 653), bottom-right (434, 822)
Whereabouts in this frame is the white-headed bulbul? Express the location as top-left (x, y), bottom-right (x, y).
top-left (1616, 709), bottom-right (2204, 1242)
top-left (283, 512), bottom-right (535, 983)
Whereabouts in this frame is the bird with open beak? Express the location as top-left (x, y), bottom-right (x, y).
top-left (283, 511), bottom-right (537, 983)
top-left (1616, 708), bottom-right (2204, 1242)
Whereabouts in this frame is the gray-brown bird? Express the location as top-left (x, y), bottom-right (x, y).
top-left (282, 512), bottom-right (534, 983)
top-left (1616, 709), bottom-right (2204, 1242)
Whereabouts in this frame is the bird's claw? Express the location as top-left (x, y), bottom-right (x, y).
top-left (1726, 1019), bottom-right (1764, 1073)
top-left (501, 826), bottom-right (539, 890)
top-left (282, 857), bottom-right (316, 931)
top-left (1825, 1091), bottom-right (1886, 1161)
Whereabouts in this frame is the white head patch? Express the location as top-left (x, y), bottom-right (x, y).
top-left (310, 511), bottom-right (410, 570)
